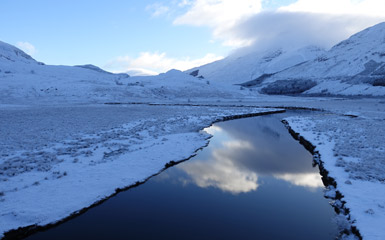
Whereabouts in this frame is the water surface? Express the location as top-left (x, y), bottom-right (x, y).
top-left (27, 113), bottom-right (338, 240)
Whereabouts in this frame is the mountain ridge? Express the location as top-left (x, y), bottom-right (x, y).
top-left (0, 41), bottom-right (37, 65)
top-left (189, 22), bottom-right (385, 96)
top-left (187, 45), bottom-right (326, 85)
top-left (0, 41), bottom-right (245, 104)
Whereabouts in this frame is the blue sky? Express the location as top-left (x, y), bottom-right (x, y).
top-left (1, 0), bottom-right (385, 75)
top-left (0, 0), bottom-right (231, 73)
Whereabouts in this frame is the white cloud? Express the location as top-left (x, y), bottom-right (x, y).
top-left (174, 0), bottom-right (261, 27)
top-left (104, 52), bottom-right (223, 75)
top-left (146, 3), bottom-right (170, 17)
top-left (280, 0), bottom-right (385, 17)
top-left (174, 0), bottom-right (262, 47)
top-left (16, 41), bottom-right (37, 56)
top-left (124, 68), bottom-right (159, 77)
top-left (229, 11), bottom-right (384, 54)
top-left (178, 0), bottom-right (193, 7)
top-left (173, 0), bottom-right (385, 51)
top-left (108, 0), bottom-right (385, 76)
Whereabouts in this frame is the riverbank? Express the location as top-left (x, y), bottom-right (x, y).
top-left (285, 114), bottom-right (385, 240)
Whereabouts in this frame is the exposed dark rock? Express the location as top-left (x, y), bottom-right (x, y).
top-left (373, 78), bottom-right (385, 86)
top-left (240, 73), bottom-right (274, 87)
top-left (316, 55), bottom-right (329, 62)
top-left (262, 49), bottom-right (283, 62)
top-left (261, 79), bottom-right (317, 95)
top-left (347, 60), bottom-right (385, 86)
top-left (189, 70), bottom-right (199, 77)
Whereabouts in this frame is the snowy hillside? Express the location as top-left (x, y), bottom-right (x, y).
top-left (188, 22), bottom-right (385, 97)
top-left (0, 41), bottom-right (38, 65)
top-left (186, 46), bottom-right (325, 85)
top-left (0, 41), bottom-right (246, 105)
top-left (125, 69), bottom-right (246, 101)
top-left (245, 22), bottom-right (385, 96)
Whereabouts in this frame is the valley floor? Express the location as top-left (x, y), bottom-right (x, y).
top-left (0, 96), bottom-right (384, 240)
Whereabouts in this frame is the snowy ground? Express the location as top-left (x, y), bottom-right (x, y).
top-left (0, 97), bottom-right (384, 239)
top-left (0, 104), bottom-right (281, 238)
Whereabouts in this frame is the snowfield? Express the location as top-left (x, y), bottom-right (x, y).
top-left (0, 104), bottom-right (282, 238)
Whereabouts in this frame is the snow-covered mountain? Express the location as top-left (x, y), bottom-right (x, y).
top-left (3, 21), bottom-right (385, 102)
top-left (187, 45), bottom-right (325, 85)
top-left (0, 40), bottom-right (131, 104)
top-left (0, 41), bottom-right (245, 104)
top-left (0, 41), bottom-right (39, 65)
top-left (189, 22), bottom-right (385, 97)
top-left (254, 22), bottom-right (385, 96)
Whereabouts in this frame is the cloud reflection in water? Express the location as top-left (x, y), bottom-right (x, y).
top-left (274, 173), bottom-right (324, 189)
top-left (178, 115), bottom-right (324, 194)
top-left (179, 140), bottom-right (259, 194)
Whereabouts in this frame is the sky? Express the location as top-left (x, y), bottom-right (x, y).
top-left (1, 0), bottom-right (385, 75)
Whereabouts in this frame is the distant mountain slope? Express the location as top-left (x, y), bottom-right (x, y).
top-left (248, 22), bottom-right (385, 96)
top-left (263, 22), bottom-right (385, 80)
top-left (0, 41), bottom-right (246, 104)
top-left (189, 22), bottom-right (385, 96)
top-left (186, 45), bottom-right (325, 85)
top-left (74, 64), bottom-right (113, 74)
top-left (0, 41), bottom-right (37, 64)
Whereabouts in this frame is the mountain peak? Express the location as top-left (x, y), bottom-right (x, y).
top-left (331, 22), bottom-right (385, 53)
top-left (0, 41), bottom-right (37, 64)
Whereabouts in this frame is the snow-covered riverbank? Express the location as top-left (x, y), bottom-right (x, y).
top-left (0, 104), bottom-right (282, 238)
top-left (285, 112), bottom-right (385, 240)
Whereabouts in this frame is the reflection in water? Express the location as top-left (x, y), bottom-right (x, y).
top-left (203, 125), bottom-right (223, 135)
top-left (179, 115), bottom-right (322, 194)
top-left (179, 140), bottom-right (259, 194)
top-left (274, 173), bottom-right (324, 188)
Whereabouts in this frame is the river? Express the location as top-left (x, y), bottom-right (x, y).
top-left (26, 112), bottom-right (338, 239)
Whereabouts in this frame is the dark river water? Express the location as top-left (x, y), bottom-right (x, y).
top-left (26, 113), bottom-right (338, 240)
